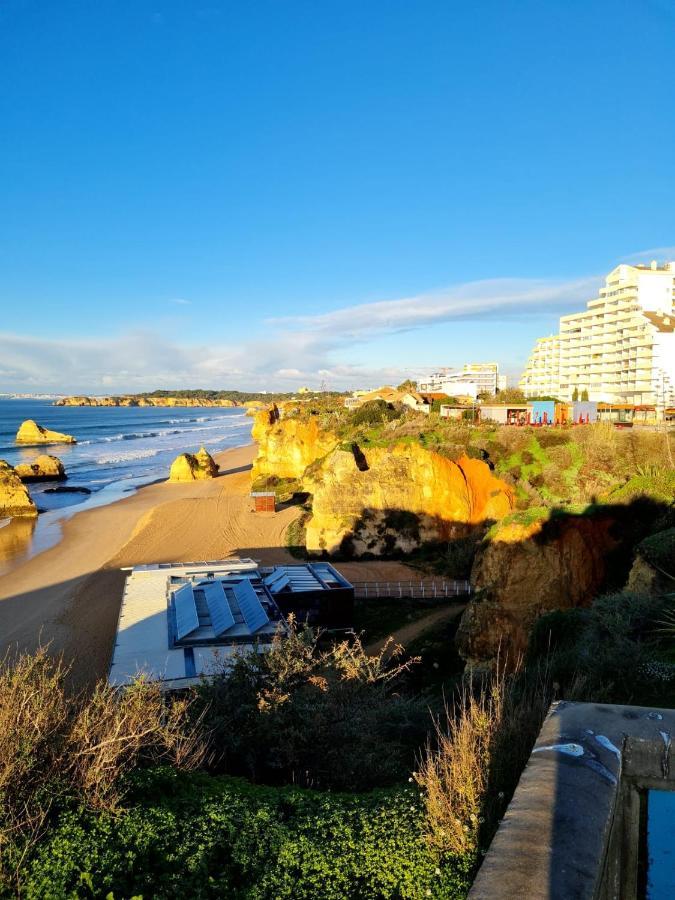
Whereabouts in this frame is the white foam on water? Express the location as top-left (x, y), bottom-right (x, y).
top-left (96, 448), bottom-right (161, 464)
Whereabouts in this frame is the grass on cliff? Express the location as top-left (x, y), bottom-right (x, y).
top-left (283, 398), bottom-right (672, 511)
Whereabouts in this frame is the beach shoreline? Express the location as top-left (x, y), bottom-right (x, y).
top-left (0, 441), bottom-right (420, 689)
top-left (0, 443), bottom-right (264, 686)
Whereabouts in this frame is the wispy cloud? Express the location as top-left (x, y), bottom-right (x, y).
top-left (269, 275), bottom-right (600, 342)
top-left (1, 252), bottom-right (670, 393)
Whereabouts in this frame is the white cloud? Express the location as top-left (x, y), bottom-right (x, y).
top-left (168, 297), bottom-right (191, 305)
top-left (1, 251), bottom-right (670, 393)
top-left (270, 275), bottom-right (600, 340)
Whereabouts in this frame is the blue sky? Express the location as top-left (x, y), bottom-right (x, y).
top-left (1, 0), bottom-right (674, 393)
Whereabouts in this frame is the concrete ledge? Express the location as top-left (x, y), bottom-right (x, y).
top-left (469, 701), bottom-right (675, 900)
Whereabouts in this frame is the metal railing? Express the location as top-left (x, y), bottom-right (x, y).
top-left (352, 579), bottom-right (471, 600)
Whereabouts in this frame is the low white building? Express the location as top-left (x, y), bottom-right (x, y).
top-left (109, 558), bottom-right (354, 689)
top-left (109, 559), bottom-right (286, 689)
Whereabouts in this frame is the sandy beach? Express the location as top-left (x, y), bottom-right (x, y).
top-left (0, 443), bottom-right (417, 687)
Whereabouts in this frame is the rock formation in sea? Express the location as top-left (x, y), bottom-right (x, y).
top-left (169, 447), bottom-right (220, 482)
top-left (16, 420), bottom-right (76, 444)
top-left (15, 454), bottom-right (67, 482)
top-left (0, 460), bottom-right (38, 517)
top-left (455, 511), bottom-right (617, 666)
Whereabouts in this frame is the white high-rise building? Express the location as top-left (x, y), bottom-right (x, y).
top-left (520, 261), bottom-right (675, 407)
top-left (519, 335), bottom-right (561, 398)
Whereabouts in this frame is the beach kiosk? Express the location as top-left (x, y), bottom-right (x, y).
top-left (251, 491), bottom-right (276, 513)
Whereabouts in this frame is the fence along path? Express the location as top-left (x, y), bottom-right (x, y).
top-left (352, 579), bottom-right (471, 600)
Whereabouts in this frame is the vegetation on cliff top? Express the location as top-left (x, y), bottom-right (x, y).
top-left (277, 396), bottom-right (673, 510)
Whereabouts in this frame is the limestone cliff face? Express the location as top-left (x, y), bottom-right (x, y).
top-left (304, 444), bottom-right (514, 555)
top-left (0, 460), bottom-right (38, 517)
top-left (16, 420), bottom-right (76, 444)
top-left (169, 447), bottom-right (219, 482)
top-left (55, 396), bottom-right (239, 408)
top-left (456, 513), bottom-right (617, 666)
top-left (15, 455), bottom-right (67, 482)
top-left (251, 407), bottom-right (340, 481)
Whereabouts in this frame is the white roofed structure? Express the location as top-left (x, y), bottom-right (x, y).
top-left (109, 558), bottom-right (354, 690)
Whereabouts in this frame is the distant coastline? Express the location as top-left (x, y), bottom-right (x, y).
top-left (55, 395), bottom-right (243, 408)
top-left (52, 389), bottom-right (329, 408)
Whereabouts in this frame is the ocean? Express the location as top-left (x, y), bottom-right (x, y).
top-left (0, 398), bottom-right (252, 573)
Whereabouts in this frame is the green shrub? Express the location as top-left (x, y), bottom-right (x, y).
top-left (637, 528), bottom-right (675, 575)
top-left (193, 627), bottom-right (428, 791)
top-left (21, 768), bottom-right (473, 900)
top-left (527, 592), bottom-right (668, 701)
top-left (351, 401), bottom-right (403, 428)
top-left (527, 609), bottom-right (589, 662)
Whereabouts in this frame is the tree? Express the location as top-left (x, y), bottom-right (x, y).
top-left (396, 379), bottom-right (418, 392)
top-left (581, 389), bottom-right (589, 401)
top-left (572, 387), bottom-right (579, 401)
top-left (483, 388), bottom-right (527, 404)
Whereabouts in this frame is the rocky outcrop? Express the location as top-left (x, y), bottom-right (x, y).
top-left (55, 395), bottom-right (239, 408)
top-left (626, 528), bottom-right (674, 596)
top-left (16, 420), bottom-right (76, 445)
top-left (169, 447), bottom-right (220, 482)
top-left (14, 455), bottom-right (67, 482)
top-left (252, 406), bottom-right (340, 481)
top-left (0, 460), bottom-right (38, 517)
top-left (305, 444), bottom-right (514, 555)
top-left (456, 512), bottom-right (618, 666)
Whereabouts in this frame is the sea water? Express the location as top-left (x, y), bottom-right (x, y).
top-left (0, 398), bottom-right (252, 572)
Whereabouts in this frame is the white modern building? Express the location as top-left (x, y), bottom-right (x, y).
top-left (520, 261), bottom-right (675, 408)
top-left (418, 363), bottom-right (500, 398)
top-left (519, 335), bottom-right (561, 398)
top-left (109, 558), bottom-right (353, 689)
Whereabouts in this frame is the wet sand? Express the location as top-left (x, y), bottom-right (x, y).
top-left (0, 443), bottom-right (418, 687)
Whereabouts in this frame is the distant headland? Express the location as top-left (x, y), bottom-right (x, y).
top-left (53, 389), bottom-right (333, 408)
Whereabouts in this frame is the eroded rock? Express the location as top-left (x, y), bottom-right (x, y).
top-left (456, 512), bottom-right (618, 666)
top-left (305, 443), bottom-right (514, 555)
top-left (15, 454), bottom-right (67, 482)
top-left (0, 460), bottom-right (38, 517)
top-left (169, 447), bottom-right (219, 482)
top-left (16, 420), bottom-right (76, 444)
top-left (251, 406), bottom-right (340, 481)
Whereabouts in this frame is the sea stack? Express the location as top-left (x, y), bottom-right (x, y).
top-left (0, 460), bottom-right (38, 517)
top-left (14, 454), bottom-right (67, 482)
top-left (16, 420), bottom-right (76, 445)
top-left (169, 447), bottom-right (220, 482)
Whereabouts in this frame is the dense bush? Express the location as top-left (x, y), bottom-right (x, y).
top-left (194, 626), bottom-right (429, 790)
top-left (416, 667), bottom-right (552, 860)
top-left (19, 768), bottom-right (473, 900)
top-left (0, 650), bottom-right (207, 894)
top-left (351, 400), bottom-right (403, 428)
top-left (637, 528), bottom-right (675, 575)
top-left (527, 592), bottom-right (669, 701)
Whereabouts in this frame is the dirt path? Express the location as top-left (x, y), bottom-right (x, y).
top-left (366, 603), bottom-right (467, 655)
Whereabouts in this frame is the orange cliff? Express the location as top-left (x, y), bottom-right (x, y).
top-left (251, 405), bottom-right (340, 481)
top-left (304, 444), bottom-right (514, 555)
top-left (251, 406), bottom-right (514, 556)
